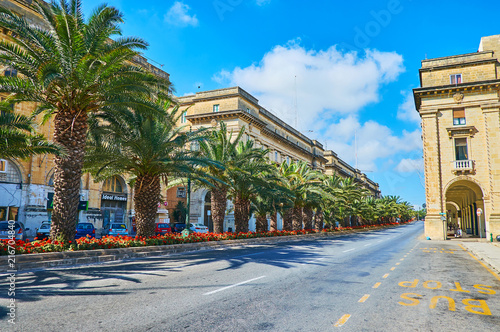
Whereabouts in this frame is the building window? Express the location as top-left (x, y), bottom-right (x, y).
top-left (454, 138), bottom-right (468, 161)
top-left (213, 104), bottom-right (219, 112)
top-left (275, 151), bottom-right (278, 162)
top-left (450, 74), bottom-right (462, 85)
top-left (0, 160), bottom-right (6, 173)
top-left (4, 68), bottom-right (17, 77)
top-left (246, 108), bottom-right (250, 113)
top-left (176, 187), bottom-right (186, 198)
top-left (286, 156), bottom-right (290, 165)
top-left (103, 176), bottom-right (123, 193)
top-left (453, 109), bottom-right (466, 125)
top-left (181, 111), bottom-right (187, 124)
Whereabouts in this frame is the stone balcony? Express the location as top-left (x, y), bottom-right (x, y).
top-left (451, 160), bottom-right (475, 173)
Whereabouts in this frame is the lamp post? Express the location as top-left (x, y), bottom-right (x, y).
top-left (182, 140), bottom-right (199, 237)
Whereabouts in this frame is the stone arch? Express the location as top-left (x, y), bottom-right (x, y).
top-left (444, 176), bottom-right (486, 201)
top-left (101, 175), bottom-right (128, 193)
top-left (0, 158), bottom-right (22, 183)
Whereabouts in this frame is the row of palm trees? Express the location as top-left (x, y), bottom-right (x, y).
top-left (0, 0), bottom-right (416, 241)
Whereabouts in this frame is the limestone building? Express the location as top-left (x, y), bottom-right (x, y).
top-left (177, 87), bottom-right (379, 231)
top-left (0, 0), bottom-right (178, 235)
top-left (414, 34), bottom-right (500, 240)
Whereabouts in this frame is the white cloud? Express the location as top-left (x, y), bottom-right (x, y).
top-left (165, 2), bottom-right (199, 27)
top-left (256, 0), bottom-right (271, 5)
top-left (395, 158), bottom-right (424, 173)
top-left (213, 41), bottom-right (404, 129)
top-left (397, 91), bottom-right (420, 123)
top-left (325, 116), bottom-right (422, 172)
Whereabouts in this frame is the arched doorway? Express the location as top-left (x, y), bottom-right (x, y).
top-left (445, 179), bottom-right (485, 238)
top-left (204, 191), bottom-right (212, 232)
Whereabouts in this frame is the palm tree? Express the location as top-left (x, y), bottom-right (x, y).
top-left (227, 140), bottom-right (271, 233)
top-left (198, 122), bottom-right (244, 233)
top-left (84, 102), bottom-right (211, 237)
top-left (0, 105), bottom-right (63, 159)
top-left (0, 0), bottom-right (169, 241)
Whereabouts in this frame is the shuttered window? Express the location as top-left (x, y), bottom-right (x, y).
top-left (453, 109), bottom-right (466, 125)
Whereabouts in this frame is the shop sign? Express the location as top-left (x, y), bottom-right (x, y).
top-left (102, 194), bottom-right (127, 201)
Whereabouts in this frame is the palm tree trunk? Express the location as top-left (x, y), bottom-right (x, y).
top-left (134, 174), bottom-right (161, 237)
top-left (211, 184), bottom-right (227, 233)
top-left (270, 211), bottom-right (278, 231)
top-left (314, 207), bottom-right (323, 231)
top-left (292, 206), bottom-right (303, 231)
top-left (283, 208), bottom-right (293, 231)
top-left (255, 213), bottom-right (268, 232)
top-left (234, 194), bottom-right (250, 233)
top-left (302, 206), bottom-right (314, 229)
top-left (50, 110), bottom-right (88, 242)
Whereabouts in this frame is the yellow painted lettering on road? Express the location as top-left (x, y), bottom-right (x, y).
top-left (423, 280), bottom-right (442, 290)
top-left (463, 299), bottom-right (491, 316)
top-left (398, 293), bottom-right (422, 306)
top-left (398, 279), bottom-right (419, 288)
top-left (429, 296), bottom-right (456, 311)
top-left (334, 314), bottom-right (351, 327)
top-left (373, 282), bottom-right (381, 289)
top-left (449, 282), bottom-right (470, 293)
top-left (473, 284), bottom-right (496, 295)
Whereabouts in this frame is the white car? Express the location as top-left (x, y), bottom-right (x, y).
top-left (189, 223), bottom-right (209, 233)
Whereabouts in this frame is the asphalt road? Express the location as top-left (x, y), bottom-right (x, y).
top-left (1, 221), bottom-right (499, 331)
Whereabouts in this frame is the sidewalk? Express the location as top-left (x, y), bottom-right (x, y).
top-left (459, 240), bottom-right (500, 276)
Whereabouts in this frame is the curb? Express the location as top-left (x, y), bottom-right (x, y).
top-left (460, 242), bottom-right (500, 275)
top-left (0, 225), bottom-right (401, 274)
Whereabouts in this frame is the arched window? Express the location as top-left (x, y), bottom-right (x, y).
top-left (0, 159), bottom-right (21, 183)
top-left (103, 176), bottom-right (124, 193)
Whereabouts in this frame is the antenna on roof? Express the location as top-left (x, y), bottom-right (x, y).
top-left (294, 75), bottom-right (298, 130)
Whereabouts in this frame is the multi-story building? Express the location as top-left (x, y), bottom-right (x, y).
top-left (0, 0), bottom-right (178, 235)
top-left (177, 87), bottom-right (379, 231)
top-left (414, 34), bottom-right (500, 240)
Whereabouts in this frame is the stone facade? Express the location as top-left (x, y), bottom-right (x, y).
top-left (414, 34), bottom-right (500, 240)
top-left (0, 0), bottom-right (177, 236)
top-left (176, 87), bottom-right (380, 231)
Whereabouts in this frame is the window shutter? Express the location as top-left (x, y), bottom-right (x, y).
top-left (453, 109), bottom-right (465, 118)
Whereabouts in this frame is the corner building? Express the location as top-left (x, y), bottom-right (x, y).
top-left (414, 34), bottom-right (500, 240)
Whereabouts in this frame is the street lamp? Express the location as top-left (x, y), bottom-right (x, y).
top-left (181, 140), bottom-right (199, 237)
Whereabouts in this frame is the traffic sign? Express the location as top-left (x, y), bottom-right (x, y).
top-left (476, 208), bottom-right (483, 217)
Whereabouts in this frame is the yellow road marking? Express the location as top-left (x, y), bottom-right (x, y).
top-left (373, 282), bottom-right (381, 288)
top-left (383, 273), bottom-right (390, 278)
top-left (400, 258), bottom-right (405, 261)
top-left (458, 244), bottom-right (500, 281)
top-left (390, 267), bottom-right (396, 271)
top-left (358, 294), bottom-right (370, 303)
top-left (334, 314), bottom-right (351, 327)
top-left (395, 262), bottom-right (401, 265)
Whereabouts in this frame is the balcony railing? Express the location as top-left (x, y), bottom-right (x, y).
top-left (452, 160), bottom-right (474, 172)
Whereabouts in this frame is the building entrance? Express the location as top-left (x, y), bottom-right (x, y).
top-left (445, 180), bottom-right (485, 238)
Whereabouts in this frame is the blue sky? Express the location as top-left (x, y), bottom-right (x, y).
top-left (82, 0), bottom-right (498, 208)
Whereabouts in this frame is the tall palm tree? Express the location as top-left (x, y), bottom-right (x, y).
top-left (198, 122), bottom-right (244, 233)
top-left (84, 102), bottom-right (212, 237)
top-left (0, 0), bottom-right (169, 241)
top-left (0, 105), bottom-right (63, 159)
top-left (227, 140), bottom-right (271, 233)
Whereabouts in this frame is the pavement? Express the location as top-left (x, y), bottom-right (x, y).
top-left (459, 240), bottom-right (500, 275)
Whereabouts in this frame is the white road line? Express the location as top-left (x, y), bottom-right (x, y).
top-left (343, 248), bottom-right (355, 253)
top-left (232, 252), bottom-right (265, 259)
top-left (203, 276), bottom-right (266, 295)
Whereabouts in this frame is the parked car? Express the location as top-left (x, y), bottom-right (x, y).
top-left (0, 221), bottom-right (30, 241)
top-left (155, 223), bottom-right (172, 235)
top-left (36, 222), bottom-right (51, 239)
top-left (190, 223), bottom-right (209, 233)
top-left (108, 223), bottom-right (128, 236)
top-left (172, 223), bottom-right (186, 233)
top-left (75, 222), bottom-right (95, 239)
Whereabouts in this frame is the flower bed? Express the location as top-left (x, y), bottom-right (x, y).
top-left (0, 221), bottom-right (411, 256)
